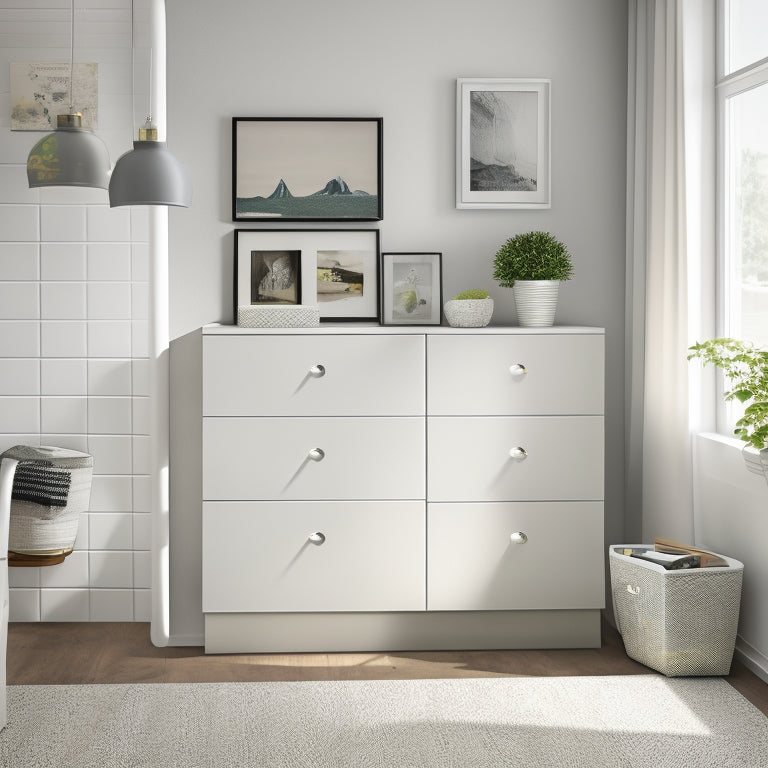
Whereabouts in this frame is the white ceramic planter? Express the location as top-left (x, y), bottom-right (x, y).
top-left (443, 298), bottom-right (494, 327)
top-left (741, 445), bottom-right (768, 485)
top-left (512, 280), bottom-right (560, 327)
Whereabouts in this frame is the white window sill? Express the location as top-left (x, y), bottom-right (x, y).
top-left (695, 432), bottom-right (766, 478)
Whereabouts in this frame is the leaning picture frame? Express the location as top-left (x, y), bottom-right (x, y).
top-left (381, 252), bottom-right (442, 326)
top-left (232, 117), bottom-right (383, 222)
top-left (456, 78), bottom-right (551, 210)
top-left (234, 229), bottom-right (380, 322)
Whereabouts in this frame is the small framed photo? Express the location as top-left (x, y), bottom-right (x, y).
top-left (456, 78), bottom-right (551, 209)
top-left (243, 249), bottom-right (302, 305)
top-left (235, 229), bottom-right (380, 322)
top-left (381, 252), bottom-right (442, 326)
top-left (232, 117), bottom-right (383, 222)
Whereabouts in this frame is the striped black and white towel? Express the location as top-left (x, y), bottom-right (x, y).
top-left (11, 462), bottom-right (71, 508)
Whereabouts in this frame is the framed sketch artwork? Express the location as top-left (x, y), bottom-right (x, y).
top-left (232, 117), bottom-right (383, 222)
top-left (243, 249), bottom-right (301, 306)
top-left (456, 78), bottom-right (551, 209)
top-left (381, 252), bottom-right (442, 325)
top-left (234, 229), bottom-right (380, 322)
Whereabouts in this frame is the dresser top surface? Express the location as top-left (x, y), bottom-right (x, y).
top-left (202, 323), bottom-right (605, 336)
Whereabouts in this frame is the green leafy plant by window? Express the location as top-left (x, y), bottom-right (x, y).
top-left (492, 231), bottom-right (573, 287)
top-left (451, 289), bottom-right (489, 300)
top-left (688, 337), bottom-right (768, 449)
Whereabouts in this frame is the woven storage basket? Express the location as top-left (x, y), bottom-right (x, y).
top-left (609, 545), bottom-right (743, 676)
top-left (237, 305), bottom-right (319, 328)
top-left (2, 445), bottom-right (93, 556)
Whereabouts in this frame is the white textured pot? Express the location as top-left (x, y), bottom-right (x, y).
top-left (741, 445), bottom-right (768, 485)
top-left (512, 280), bottom-right (560, 327)
top-left (443, 297), bottom-right (494, 327)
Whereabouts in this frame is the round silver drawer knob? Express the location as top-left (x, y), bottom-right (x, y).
top-left (308, 448), bottom-right (325, 462)
top-left (509, 363), bottom-right (527, 375)
top-left (308, 532), bottom-right (326, 545)
top-left (509, 446), bottom-right (528, 459)
top-left (309, 364), bottom-right (326, 378)
top-left (510, 531), bottom-right (528, 545)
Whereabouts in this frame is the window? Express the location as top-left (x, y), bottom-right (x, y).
top-left (716, 1), bottom-right (768, 434)
top-left (717, 0), bottom-right (768, 348)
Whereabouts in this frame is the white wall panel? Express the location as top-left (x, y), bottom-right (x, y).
top-left (41, 243), bottom-right (86, 280)
top-left (0, 7), bottom-right (148, 618)
top-left (0, 243), bottom-right (39, 278)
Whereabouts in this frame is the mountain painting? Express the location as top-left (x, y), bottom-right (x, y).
top-left (236, 175), bottom-right (379, 220)
top-left (233, 118), bottom-right (383, 221)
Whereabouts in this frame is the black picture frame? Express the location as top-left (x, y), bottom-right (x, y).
top-left (234, 229), bottom-right (381, 322)
top-left (381, 252), bottom-right (443, 325)
top-left (232, 117), bottom-right (383, 222)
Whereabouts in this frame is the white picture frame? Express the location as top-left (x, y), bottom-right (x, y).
top-left (456, 77), bottom-right (551, 209)
top-left (381, 252), bottom-right (442, 325)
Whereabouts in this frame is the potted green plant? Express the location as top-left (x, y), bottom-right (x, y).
top-left (688, 338), bottom-right (768, 449)
top-left (443, 289), bottom-right (493, 328)
top-left (688, 337), bottom-right (768, 476)
top-left (492, 231), bottom-right (573, 327)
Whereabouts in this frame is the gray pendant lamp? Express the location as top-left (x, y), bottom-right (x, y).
top-left (109, 119), bottom-right (191, 207)
top-left (27, 1), bottom-right (110, 189)
top-left (108, 0), bottom-right (191, 208)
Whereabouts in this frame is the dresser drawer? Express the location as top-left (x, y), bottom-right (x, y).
top-left (203, 501), bottom-right (426, 612)
top-left (203, 334), bottom-right (425, 416)
top-left (427, 416), bottom-right (603, 501)
top-left (427, 502), bottom-right (604, 610)
top-left (203, 416), bottom-right (425, 500)
top-left (427, 334), bottom-right (603, 415)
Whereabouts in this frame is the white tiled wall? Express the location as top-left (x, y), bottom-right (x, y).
top-left (1, 1), bottom-right (151, 622)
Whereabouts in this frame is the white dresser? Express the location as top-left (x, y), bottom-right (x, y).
top-left (201, 324), bottom-right (605, 653)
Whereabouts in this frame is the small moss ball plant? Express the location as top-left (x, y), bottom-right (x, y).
top-left (444, 288), bottom-right (493, 328)
top-left (452, 289), bottom-right (490, 300)
top-left (492, 231), bottom-right (573, 287)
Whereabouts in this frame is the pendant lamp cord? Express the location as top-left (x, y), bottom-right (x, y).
top-left (148, 47), bottom-right (153, 127)
top-left (130, 0), bottom-right (136, 136)
top-left (129, 0), bottom-right (153, 132)
top-left (68, 0), bottom-right (74, 114)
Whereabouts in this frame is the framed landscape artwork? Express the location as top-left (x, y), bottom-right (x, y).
top-left (232, 117), bottom-right (383, 221)
top-left (456, 78), bottom-right (550, 209)
top-left (234, 229), bottom-right (380, 322)
top-left (381, 252), bottom-right (442, 325)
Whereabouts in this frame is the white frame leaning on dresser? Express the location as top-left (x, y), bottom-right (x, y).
top-left (199, 324), bottom-right (605, 654)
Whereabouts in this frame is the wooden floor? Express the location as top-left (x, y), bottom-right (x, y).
top-left (7, 621), bottom-right (768, 717)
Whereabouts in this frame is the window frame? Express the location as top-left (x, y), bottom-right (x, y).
top-left (715, 0), bottom-right (768, 435)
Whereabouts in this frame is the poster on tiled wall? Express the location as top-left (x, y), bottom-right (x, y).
top-left (10, 62), bottom-right (98, 130)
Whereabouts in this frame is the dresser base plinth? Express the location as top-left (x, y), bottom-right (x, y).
top-left (204, 609), bottom-right (601, 654)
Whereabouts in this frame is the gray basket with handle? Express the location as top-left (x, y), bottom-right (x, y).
top-left (609, 545), bottom-right (743, 676)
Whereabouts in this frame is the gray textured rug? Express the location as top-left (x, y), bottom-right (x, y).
top-left (1, 676), bottom-right (767, 767)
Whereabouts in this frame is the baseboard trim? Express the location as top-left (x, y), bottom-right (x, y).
top-left (169, 633), bottom-right (205, 647)
top-left (204, 609), bottom-right (602, 654)
top-left (735, 636), bottom-right (768, 683)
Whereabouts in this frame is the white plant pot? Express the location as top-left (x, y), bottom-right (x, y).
top-left (741, 445), bottom-right (768, 485)
top-left (443, 297), bottom-right (494, 327)
top-left (512, 280), bottom-right (560, 327)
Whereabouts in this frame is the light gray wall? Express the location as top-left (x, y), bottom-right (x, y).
top-left (165, 0), bottom-right (628, 640)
